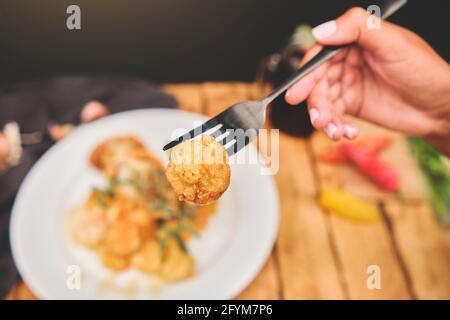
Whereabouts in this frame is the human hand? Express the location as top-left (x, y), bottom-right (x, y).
top-left (285, 7), bottom-right (450, 154)
top-left (0, 132), bottom-right (10, 169)
top-left (80, 101), bottom-right (109, 123)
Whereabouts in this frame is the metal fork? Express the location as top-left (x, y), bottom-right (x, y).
top-left (163, 0), bottom-right (408, 156)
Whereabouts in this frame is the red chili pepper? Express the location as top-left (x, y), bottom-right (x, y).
top-left (319, 136), bottom-right (392, 163)
top-left (341, 143), bottom-right (399, 193)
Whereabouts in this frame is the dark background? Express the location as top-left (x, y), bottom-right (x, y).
top-left (0, 0), bottom-right (449, 85)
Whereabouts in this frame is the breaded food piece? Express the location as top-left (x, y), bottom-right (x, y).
top-left (102, 220), bottom-right (141, 256)
top-left (159, 240), bottom-right (194, 281)
top-left (99, 248), bottom-right (129, 271)
top-left (127, 208), bottom-right (157, 237)
top-left (114, 149), bottom-right (180, 215)
top-left (90, 136), bottom-right (147, 177)
top-left (68, 207), bottom-right (105, 248)
top-left (165, 135), bottom-right (230, 205)
top-left (131, 240), bottom-right (162, 274)
top-left (90, 136), bottom-right (181, 217)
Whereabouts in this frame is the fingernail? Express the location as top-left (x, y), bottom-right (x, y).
top-left (324, 123), bottom-right (337, 139)
top-left (285, 89), bottom-right (292, 98)
top-left (312, 20), bottom-right (337, 41)
top-left (309, 108), bottom-right (320, 125)
top-left (344, 124), bottom-right (358, 139)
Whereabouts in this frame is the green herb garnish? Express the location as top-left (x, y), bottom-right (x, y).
top-left (410, 138), bottom-right (450, 227)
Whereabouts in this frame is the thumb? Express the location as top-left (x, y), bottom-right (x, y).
top-left (312, 7), bottom-right (405, 54)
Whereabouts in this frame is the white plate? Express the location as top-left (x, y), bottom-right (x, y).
top-left (10, 109), bottom-right (279, 300)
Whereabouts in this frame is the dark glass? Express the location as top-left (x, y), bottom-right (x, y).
top-left (258, 27), bottom-right (315, 138)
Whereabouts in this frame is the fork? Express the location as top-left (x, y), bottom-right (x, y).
top-left (163, 0), bottom-right (408, 157)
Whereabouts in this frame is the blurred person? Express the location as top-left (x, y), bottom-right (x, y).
top-left (285, 8), bottom-right (450, 156)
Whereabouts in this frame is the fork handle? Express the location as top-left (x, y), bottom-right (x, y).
top-left (262, 0), bottom-right (408, 106)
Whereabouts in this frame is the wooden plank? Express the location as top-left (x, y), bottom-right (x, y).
top-left (237, 254), bottom-right (281, 300)
top-left (202, 82), bottom-right (253, 114)
top-left (163, 83), bottom-right (204, 113)
top-left (278, 196), bottom-right (345, 299)
top-left (4, 286), bottom-right (17, 300)
top-left (327, 214), bottom-right (412, 299)
top-left (310, 129), bottom-right (413, 299)
top-left (309, 115), bottom-right (447, 299)
top-left (6, 282), bottom-right (37, 300)
top-left (384, 200), bottom-right (450, 299)
top-left (275, 136), bottom-right (344, 299)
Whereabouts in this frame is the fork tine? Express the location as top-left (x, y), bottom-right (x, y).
top-left (226, 141), bottom-right (239, 157)
top-left (225, 128), bottom-right (258, 156)
top-left (207, 125), bottom-right (227, 139)
top-left (162, 117), bottom-right (222, 151)
top-left (163, 100), bottom-right (263, 155)
top-left (214, 129), bottom-right (233, 145)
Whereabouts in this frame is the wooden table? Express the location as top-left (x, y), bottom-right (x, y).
top-left (7, 82), bottom-right (450, 300)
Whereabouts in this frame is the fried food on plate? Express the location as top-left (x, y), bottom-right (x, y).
top-left (90, 136), bottom-right (147, 177)
top-left (67, 136), bottom-right (219, 282)
top-left (131, 240), bottom-right (162, 273)
top-left (99, 247), bottom-right (130, 272)
top-left (159, 240), bottom-right (194, 281)
top-left (166, 135), bottom-right (230, 205)
top-left (68, 207), bottom-right (105, 248)
top-left (103, 220), bottom-right (141, 256)
top-left (90, 136), bottom-right (180, 216)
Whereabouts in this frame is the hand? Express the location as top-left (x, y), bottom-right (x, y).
top-left (80, 101), bottom-right (109, 123)
top-left (285, 7), bottom-right (450, 155)
top-left (0, 132), bottom-right (10, 168)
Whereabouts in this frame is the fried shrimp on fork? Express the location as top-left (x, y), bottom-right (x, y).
top-left (165, 135), bottom-right (231, 205)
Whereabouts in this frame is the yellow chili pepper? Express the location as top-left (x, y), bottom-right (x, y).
top-left (319, 188), bottom-right (380, 223)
